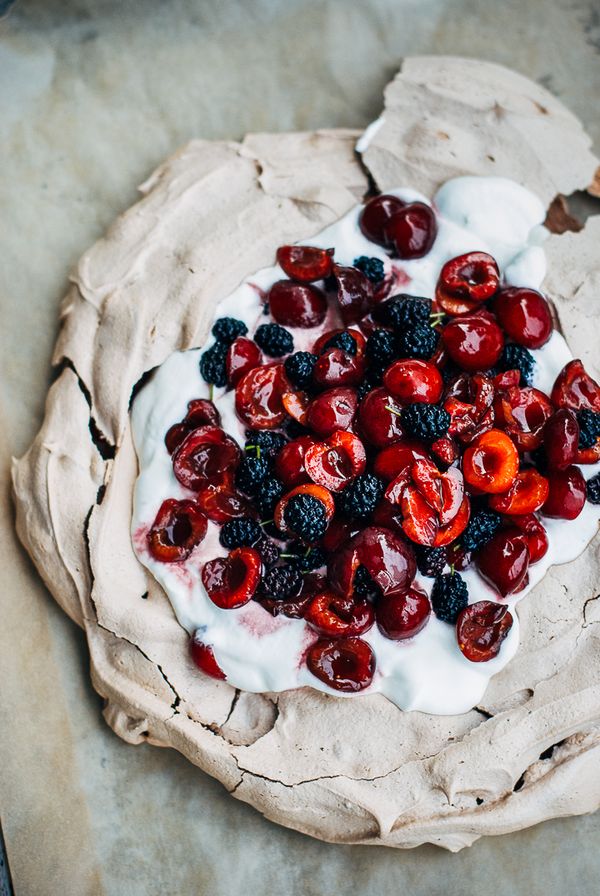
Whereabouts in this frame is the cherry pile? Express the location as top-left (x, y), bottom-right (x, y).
top-left (147, 191), bottom-right (600, 694)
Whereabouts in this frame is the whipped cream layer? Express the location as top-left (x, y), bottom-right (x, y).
top-left (131, 176), bottom-right (600, 715)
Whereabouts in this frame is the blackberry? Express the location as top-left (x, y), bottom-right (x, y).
top-left (461, 510), bottom-right (502, 553)
top-left (255, 477), bottom-right (284, 517)
top-left (284, 418), bottom-right (311, 439)
top-left (353, 255), bottom-right (385, 284)
top-left (211, 317), bottom-right (248, 345)
top-left (322, 331), bottom-right (357, 356)
top-left (219, 517), bottom-right (262, 549)
top-left (374, 294), bottom-right (432, 330)
top-left (396, 323), bottom-right (438, 360)
top-left (400, 403), bottom-right (450, 443)
top-left (499, 343), bottom-right (535, 386)
top-left (254, 323), bottom-right (294, 357)
top-left (431, 572), bottom-right (469, 623)
top-left (284, 494), bottom-right (328, 542)
top-left (260, 564), bottom-right (303, 600)
top-left (287, 542), bottom-right (327, 572)
top-left (338, 473), bottom-right (384, 521)
top-left (245, 430), bottom-right (287, 459)
top-left (199, 342), bottom-right (227, 387)
top-left (255, 536), bottom-right (281, 567)
top-left (284, 351), bottom-right (318, 389)
top-left (365, 329), bottom-right (399, 367)
top-left (353, 564), bottom-right (381, 598)
top-left (357, 366), bottom-right (385, 400)
top-left (441, 362), bottom-right (461, 385)
top-left (586, 471), bottom-right (600, 504)
top-left (415, 545), bottom-right (446, 577)
top-left (577, 410), bottom-right (600, 450)
top-left (236, 456), bottom-right (270, 496)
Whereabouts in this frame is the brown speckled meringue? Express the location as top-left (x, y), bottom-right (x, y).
top-left (12, 57), bottom-right (600, 851)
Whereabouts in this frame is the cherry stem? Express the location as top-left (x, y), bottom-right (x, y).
top-left (384, 404), bottom-right (403, 417)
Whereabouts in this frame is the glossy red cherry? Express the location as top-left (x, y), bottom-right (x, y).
top-left (371, 499), bottom-right (406, 536)
top-left (436, 252), bottom-right (500, 316)
top-left (196, 480), bottom-right (254, 523)
top-left (274, 436), bottom-right (316, 488)
top-left (267, 279), bottom-right (328, 328)
top-left (387, 460), bottom-right (470, 547)
top-left (304, 431), bottom-right (366, 492)
top-left (276, 245), bottom-right (334, 283)
top-left (376, 588), bottom-right (431, 640)
top-left (201, 547), bottom-right (262, 609)
top-left (331, 264), bottom-right (373, 323)
top-left (172, 426), bottom-right (241, 490)
top-left (494, 386), bottom-right (554, 453)
top-left (442, 314), bottom-right (504, 372)
top-left (313, 348), bottom-right (365, 388)
top-left (165, 399), bottom-right (221, 454)
top-left (235, 363), bottom-right (290, 429)
top-left (551, 359), bottom-right (600, 412)
top-left (456, 602), bottom-right (513, 662)
top-left (462, 429), bottom-right (519, 494)
top-left (328, 526), bottom-right (416, 599)
top-left (321, 517), bottom-right (361, 552)
top-left (373, 439), bottom-right (430, 481)
top-left (306, 387), bottom-right (358, 437)
top-left (386, 202), bottom-right (437, 259)
top-left (306, 637), bottom-right (375, 692)
top-left (476, 528), bottom-right (530, 597)
top-left (493, 287), bottom-right (553, 348)
top-left (305, 592), bottom-right (375, 637)
top-left (542, 409), bottom-right (580, 471)
top-left (444, 372), bottom-right (495, 445)
top-left (226, 337), bottom-right (263, 386)
top-left (541, 465), bottom-right (587, 520)
top-left (359, 193), bottom-right (405, 246)
top-left (384, 359), bottom-right (443, 405)
top-left (358, 388), bottom-right (404, 447)
top-left (430, 436), bottom-right (461, 466)
top-left (505, 514), bottom-right (548, 563)
top-left (189, 639), bottom-right (227, 680)
top-left (489, 468), bottom-right (549, 515)
top-left (147, 499), bottom-right (208, 562)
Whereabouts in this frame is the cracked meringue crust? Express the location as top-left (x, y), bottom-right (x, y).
top-left (11, 57), bottom-right (600, 850)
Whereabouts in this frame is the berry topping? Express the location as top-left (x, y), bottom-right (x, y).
top-left (226, 337), bottom-right (263, 386)
top-left (283, 493), bottom-right (329, 542)
top-left (235, 363), bottom-right (290, 429)
top-left (542, 409), bottom-right (580, 470)
top-left (551, 359), bottom-right (600, 412)
top-left (189, 639), bottom-right (226, 680)
top-left (199, 342), bottom-right (228, 387)
top-left (431, 572), bottom-right (469, 623)
top-left (202, 547), bottom-right (262, 609)
top-left (255, 477), bottom-right (285, 517)
top-left (436, 252), bottom-right (500, 316)
top-left (268, 279), bottom-right (328, 328)
top-left (254, 323), bottom-right (294, 357)
top-left (287, 543), bottom-right (327, 572)
top-left (365, 328), bottom-right (399, 367)
top-left (456, 602), bottom-right (513, 663)
top-left (359, 194), bottom-right (405, 246)
top-left (498, 343), bottom-right (535, 386)
top-left (444, 372), bottom-right (495, 445)
top-left (304, 431), bottom-right (366, 492)
top-left (542, 466), bottom-right (587, 519)
top-left (386, 201), bottom-right (437, 259)
top-left (212, 317), bottom-right (248, 344)
top-left (330, 264), bottom-right (373, 323)
top-left (305, 592), bottom-right (375, 637)
top-left (276, 245), bottom-right (334, 283)
top-left (322, 330), bottom-right (358, 355)
top-left (148, 499), bottom-right (208, 562)
top-left (172, 427), bottom-right (241, 491)
top-left (352, 564), bottom-right (381, 598)
top-left (337, 472), bottom-right (385, 521)
top-left (400, 403), bottom-right (450, 443)
top-left (284, 351), bottom-right (318, 390)
top-left (328, 526), bottom-right (416, 598)
top-left (460, 509), bottom-right (502, 553)
top-left (396, 323), bottom-right (439, 360)
top-left (415, 545), bottom-right (447, 577)
top-left (281, 389), bottom-right (310, 424)
top-left (376, 588), bottom-right (431, 640)
top-left (384, 358), bottom-right (443, 405)
top-left (493, 287), bottom-right (553, 349)
top-left (442, 314), bottom-right (504, 372)
top-left (353, 255), bottom-right (385, 283)
top-left (235, 455), bottom-right (270, 495)
top-left (245, 429), bottom-right (288, 458)
top-left (374, 294), bottom-right (432, 330)
top-left (306, 637), bottom-right (375, 692)
top-left (586, 472), bottom-right (600, 504)
top-left (219, 517), bottom-right (262, 549)
top-left (260, 564), bottom-right (303, 600)
top-left (477, 528), bottom-right (530, 597)
top-left (577, 410), bottom-right (600, 449)
top-left (462, 429), bottom-right (519, 494)
top-left (254, 535), bottom-right (280, 567)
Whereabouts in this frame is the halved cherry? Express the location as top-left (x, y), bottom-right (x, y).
top-left (235, 363), bottom-right (290, 429)
top-left (201, 546), bottom-right (262, 609)
top-left (165, 399), bottom-right (222, 454)
top-left (359, 194), bottom-right (406, 246)
top-left (376, 588), bottom-right (431, 640)
top-left (442, 314), bottom-right (504, 372)
top-left (305, 592), bottom-right (374, 638)
top-left (358, 388), bottom-right (404, 447)
top-left (371, 499), bottom-right (405, 535)
top-left (330, 264), bottom-right (373, 323)
top-left (373, 439), bottom-right (430, 481)
top-left (384, 359), bottom-right (443, 404)
top-left (321, 517), bottom-right (361, 552)
top-left (462, 429), bottom-right (519, 494)
top-left (541, 465), bottom-right (587, 519)
top-left (456, 602), bottom-right (513, 662)
top-left (196, 484), bottom-right (254, 524)
top-left (276, 245), bottom-right (334, 283)
top-left (431, 436), bottom-right (460, 466)
top-left (173, 426), bottom-right (241, 491)
top-left (274, 436), bottom-right (316, 488)
top-left (312, 327), bottom-right (366, 358)
top-left (436, 251), bottom-right (500, 316)
top-left (476, 528), bottom-right (530, 597)
top-left (267, 279), bottom-right (328, 328)
top-left (444, 372), bottom-right (495, 445)
top-left (386, 202), bottom-right (437, 259)
top-left (328, 526), bottom-right (416, 598)
top-left (226, 337), bottom-right (263, 386)
top-left (282, 390), bottom-right (310, 424)
top-left (434, 497), bottom-right (471, 547)
top-left (147, 498), bottom-right (208, 562)
top-left (551, 359), bottom-right (600, 412)
top-left (304, 431), bottom-right (366, 492)
top-left (256, 593), bottom-right (313, 619)
top-left (306, 387), bottom-right (359, 437)
top-left (399, 485), bottom-right (469, 547)
top-left (494, 386), bottom-right (554, 452)
top-left (489, 468), bottom-right (549, 515)
top-left (306, 637), bottom-right (375, 692)
top-left (312, 348), bottom-right (365, 388)
top-left (575, 441), bottom-right (600, 464)
top-left (493, 287), bottom-right (553, 349)
top-left (274, 483), bottom-right (335, 532)
top-left (189, 639), bottom-right (227, 680)
top-left (542, 409), bottom-right (579, 471)
top-left (505, 514), bottom-right (548, 563)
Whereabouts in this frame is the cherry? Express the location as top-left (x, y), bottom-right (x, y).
top-left (371, 499), bottom-right (406, 536)
top-left (267, 279), bottom-right (328, 328)
top-left (551, 359), bottom-right (600, 412)
top-left (276, 245), bottom-right (334, 283)
top-left (456, 602), bottom-right (513, 662)
top-left (306, 387), bottom-right (358, 437)
top-left (476, 528), bottom-right (530, 597)
top-left (493, 287), bottom-right (553, 349)
top-left (305, 592), bottom-right (375, 637)
top-left (495, 386), bottom-right (554, 453)
top-left (306, 637), bottom-right (375, 692)
top-left (373, 439), bottom-right (430, 481)
top-left (312, 327), bottom-right (366, 358)
top-left (444, 373), bottom-right (495, 445)
top-left (359, 194), bottom-right (405, 246)
top-left (330, 264), bottom-right (373, 323)
top-left (543, 409), bottom-right (579, 471)
top-left (165, 399), bottom-right (221, 454)
top-left (321, 517), bottom-right (360, 552)
top-left (541, 465), bottom-right (587, 519)
top-left (358, 388), bottom-right (404, 447)
top-left (489, 468), bottom-right (549, 515)
top-left (376, 588), bottom-right (431, 641)
top-left (462, 429), bottom-right (519, 494)
top-left (436, 252), bottom-right (500, 316)
top-left (274, 436), bottom-right (316, 488)
top-left (505, 514), bottom-right (548, 563)
top-left (226, 337), bottom-right (263, 387)
top-left (196, 481), bottom-right (254, 523)
top-left (189, 639), bottom-right (227, 680)
top-left (386, 202), bottom-right (437, 259)
top-left (304, 431), bottom-right (366, 492)
top-left (328, 526), bottom-right (416, 598)
top-left (387, 460), bottom-right (470, 547)
top-left (442, 314), bottom-right (504, 372)
top-left (384, 359), bottom-right (443, 405)
top-left (172, 426), bottom-right (241, 491)
top-left (281, 390), bottom-right (310, 425)
top-left (430, 436), bottom-right (460, 466)
top-left (274, 483), bottom-right (335, 533)
top-left (576, 441), bottom-right (600, 464)
top-left (235, 363), bottom-right (290, 429)
top-left (313, 348), bottom-right (365, 388)
top-left (201, 546), bottom-right (262, 609)
top-left (147, 499), bottom-right (208, 562)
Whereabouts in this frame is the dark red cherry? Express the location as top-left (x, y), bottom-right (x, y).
top-left (493, 287), bottom-right (553, 349)
top-left (359, 194), bottom-right (406, 246)
top-left (376, 588), bottom-right (431, 640)
top-left (196, 480), bottom-right (255, 523)
top-left (312, 327), bottom-right (366, 358)
top-left (386, 202), bottom-right (437, 259)
top-left (268, 279), bottom-right (328, 328)
top-left (276, 245), bottom-right (334, 283)
top-left (330, 264), bottom-right (373, 323)
top-left (235, 363), bottom-right (290, 429)
top-left (305, 592), bottom-right (375, 637)
top-left (306, 387), bottom-right (358, 437)
top-left (543, 409), bottom-right (580, 471)
top-left (456, 602), bottom-right (513, 662)
top-left (164, 399), bottom-right (221, 453)
top-left (442, 314), bottom-right (504, 372)
top-left (304, 431), bottom-right (366, 491)
top-left (384, 359), bottom-right (443, 404)
top-left (274, 435), bottom-right (316, 488)
top-left (489, 468), bottom-right (549, 515)
top-left (476, 528), bottom-right (530, 597)
top-left (306, 637), bottom-right (375, 692)
top-left (226, 337), bottom-right (263, 386)
top-left (551, 359), bottom-right (600, 412)
top-left (358, 388), bottom-right (404, 447)
top-left (436, 252), bottom-right (500, 315)
top-left (147, 499), bottom-right (208, 562)
top-left (312, 348), bottom-right (365, 388)
top-left (172, 427), bottom-right (241, 490)
top-left (328, 526), bottom-right (416, 598)
top-left (189, 639), bottom-right (227, 680)
top-left (505, 514), bottom-right (548, 563)
top-left (373, 440), bottom-right (430, 481)
top-left (201, 547), bottom-right (261, 609)
top-left (541, 465), bottom-right (587, 519)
